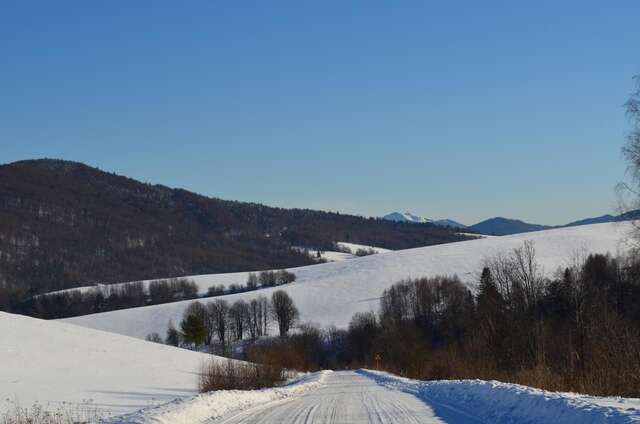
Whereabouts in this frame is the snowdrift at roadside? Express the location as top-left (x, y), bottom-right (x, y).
top-left (101, 371), bottom-right (332, 424)
top-left (359, 370), bottom-right (640, 423)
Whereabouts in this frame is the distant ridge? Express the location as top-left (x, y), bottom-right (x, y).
top-left (383, 212), bottom-right (467, 229)
top-left (384, 209), bottom-right (640, 236)
top-left (383, 212), bottom-right (431, 224)
top-left (432, 219), bottom-right (467, 229)
top-left (0, 159), bottom-right (470, 295)
top-left (468, 217), bottom-right (552, 236)
top-left (564, 210), bottom-right (640, 227)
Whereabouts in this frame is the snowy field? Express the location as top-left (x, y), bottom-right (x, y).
top-left (0, 312), bottom-right (221, 417)
top-left (103, 370), bottom-right (640, 423)
top-left (63, 222), bottom-right (632, 341)
top-left (3, 222), bottom-right (638, 423)
top-left (295, 242), bottom-right (391, 263)
top-left (317, 242), bottom-right (391, 262)
top-left (46, 242), bottom-right (389, 298)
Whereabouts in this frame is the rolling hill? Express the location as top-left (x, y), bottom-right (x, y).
top-left (0, 311), bottom-right (217, 417)
top-left (468, 217), bottom-right (552, 235)
top-left (62, 222), bottom-right (631, 340)
top-left (0, 159), bottom-right (470, 297)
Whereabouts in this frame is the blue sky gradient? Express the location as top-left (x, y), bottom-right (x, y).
top-left (2, 1), bottom-right (639, 225)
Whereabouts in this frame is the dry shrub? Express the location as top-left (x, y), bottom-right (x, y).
top-left (244, 327), bottom-right (327, 372)
top-left (246, 342), bottom-right (306, 371)
top-left (199, 359), bottom-right (285, 392)
top-left (513, 364), bottom-right (567, 392)
top-left (0, 399), bottom-right (106, 424)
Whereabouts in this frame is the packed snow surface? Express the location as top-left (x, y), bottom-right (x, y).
top-left (63, 223), bottom-right (632, 340)
top-left (105, 370), bottom-right (640, 423)
top-left (102, 371), bottom-right (333, 424)
top-left (0, 312), bottom-right (219, 417)
top-left (360, 370), bottom-right (640, 423)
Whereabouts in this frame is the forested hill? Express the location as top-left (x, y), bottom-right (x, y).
top-left (0, 159), bottom-right (470, 294)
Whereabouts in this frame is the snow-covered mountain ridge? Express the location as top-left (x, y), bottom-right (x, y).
top-left (383, 212), bottom-right (467, 229)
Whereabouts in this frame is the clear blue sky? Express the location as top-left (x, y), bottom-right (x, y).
top-left (2, 1), bottom-right (638, 225)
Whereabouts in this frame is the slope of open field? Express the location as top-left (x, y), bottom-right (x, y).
top-left (63, 222), bottom-right (632, 341)
top-left (45, 241), bottom-right (390, 297)
top-left (0, 312), bottom-right (216, 417)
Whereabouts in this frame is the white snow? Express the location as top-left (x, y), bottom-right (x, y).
top-left (316, 250), bottom-right (357, 262)
top-left (104, 370), bottom-right (640, 423)
top-left (359, 370), bottom-right (640, 423)
top-left (384, 211), bottom-right (432, 224)
top-left (101, 371), bottom-right (332, 424)
top-left (46, 243), bottom-right (389, 297)
top-left (62, 222), bottom-right (633, 341)
top-left (315, 242), bottom-right (391, 262)
top-left (0, 312), bottom-right (222, 417)
top-left (336, 242), bottom-right (391, 255)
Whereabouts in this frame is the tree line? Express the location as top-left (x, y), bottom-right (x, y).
top-left (345, 244), bottom-right (640, 396)
top-left (213, 242), bottom-right (640, 397)
top-left (11, 270), bottom-right (296, 319)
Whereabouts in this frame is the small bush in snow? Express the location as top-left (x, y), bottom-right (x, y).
top-left (355, 248), bottom-right (377, 257)
top-left (207, 284), bottom-right (225, 297)
top-left (145, 332), bottom-right (163, 343)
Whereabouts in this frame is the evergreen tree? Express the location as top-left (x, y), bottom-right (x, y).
top-left (476, 267), bottom-right (504, 360)
top-left (180, 310), bottom-right (207, 348)
top-left (166, 320), bottom-right (181, 347)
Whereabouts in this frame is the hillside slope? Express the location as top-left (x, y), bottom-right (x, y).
top-left (0, 312), bottom-right (216, 417)
top-left (0, 159), bottom-right (469, 295)
top-left (564, 209), bottom-right (640, 227)
top-left (469, 217), bottom-right (552, 235)
top-left (63, 222), bottom-right (632, 340)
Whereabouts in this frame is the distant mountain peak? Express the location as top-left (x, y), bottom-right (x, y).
top-left (383, 212), bottom-right (432, 224)
top-left (383, 212), bottom-right (467, 229)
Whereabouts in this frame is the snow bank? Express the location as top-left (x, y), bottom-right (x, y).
top-left (359, 370), bottom-right (640, 423)
top-left (63, 223), bottom-right (632, 340)
top-left (0, 312), bottom-right (223, 417)
top-left (101, 371), bottom-right (332, 424)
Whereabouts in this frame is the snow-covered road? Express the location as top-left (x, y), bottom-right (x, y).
top-left (103, 369), bottom-right (640, 423)
top-left (208, 371), bottom-right (453, 423)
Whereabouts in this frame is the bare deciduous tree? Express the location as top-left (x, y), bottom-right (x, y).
top-left (270, 290), bottom-right (299, 337)
top-left (618, 75), bottom-right (640, 244)
top-left (229, 299), bottom-right (250, 341)
top-left (208, 299), bottom-right (229, 345)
